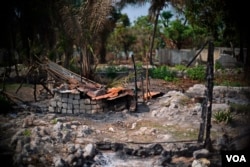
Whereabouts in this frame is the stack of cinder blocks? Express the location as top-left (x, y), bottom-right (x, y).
top-left (48, 91), bottom-right (107, 114)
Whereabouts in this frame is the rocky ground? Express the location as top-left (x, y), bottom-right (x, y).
top-left (1, 65), bottom-right (250, 167)
top-left (1, 76), bottom-right (250, 167)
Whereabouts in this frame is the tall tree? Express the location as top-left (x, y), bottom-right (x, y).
top-left (163, 19), bottom-right (193, 49)
top-left (131, 16), bottom-right (153, 61)
top-left (107, 14), bottom-right (136, 61)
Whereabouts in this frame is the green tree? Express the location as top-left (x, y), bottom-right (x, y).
top-left (107, 14), bottom-right (136, 61)
top-left (163, 19), bottom-right (193, 49)
top-left (131, 16), bottom-right (153, 61)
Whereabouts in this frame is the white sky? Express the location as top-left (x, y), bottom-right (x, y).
top-left (121, 3), bottom-right (150, 24)
top-left (121, 3), bottom-right (176, 24)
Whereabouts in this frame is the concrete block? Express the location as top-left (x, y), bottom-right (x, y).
top-left (50, 101), bottom-right (57, 107)
top-left (74, 109), bottom-right (80, 114)
top-left (62, 98), bottom-right (68, 103)
top-left (84, 98), bottom-right (91, 104)
top-left (73, 100), bottom-right (79, 105)
top-left (62, 103), bottom-right (68, 109)
top-left (67, 104), bottom-right (72, 110)
top-left (74, 105), bottom-right (80, 109)
top-left (48, 106), bottom-right (55, 112)
top-left (67, 109), bottom-right (73, 114)
top-left (62, 93), bottom-right (69, 98)
top-left (74, 94), bottom-right (80, 100)
top-left (62, 108), bottom-right (67, 114)
top-left (68, 98), bottom-right (73, 104)
top-left (57, 101), bottom-right (62, 108)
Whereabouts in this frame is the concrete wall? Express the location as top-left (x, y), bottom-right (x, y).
top-left (158, 49), bottom-right (196, 66)
top-left (158, 47), bottom-right (247, 67)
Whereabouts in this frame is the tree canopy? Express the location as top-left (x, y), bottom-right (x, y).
top-left (0, 0), bottom-right (249, 78)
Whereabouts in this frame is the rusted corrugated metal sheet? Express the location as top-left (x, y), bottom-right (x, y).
top-left (41, 58), bottom-right (135, 100)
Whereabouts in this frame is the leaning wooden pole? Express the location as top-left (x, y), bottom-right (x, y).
top-left (204, 41), bottom-right (214, 149)
top-left (149, 9), bottom-right (160, 65)
top-left (131, 54), bottom-right (138, 110)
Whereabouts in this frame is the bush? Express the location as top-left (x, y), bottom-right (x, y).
top-left (213, 110), bottom-right (232, 124)
top-left (149, 66), bottom-right (176, 82)
top-left (215, 61), bottom-right (224, 70)
top-left (186, 65), bottom-right (205, 81)
top-left (23, 129), bottom-right (32, 137)
top-left (99, 66), bottom-right (130, 79)
top-left (105, 66), bottom-right (118, 78)
top-left (174, 64), bottom-right (187, 71)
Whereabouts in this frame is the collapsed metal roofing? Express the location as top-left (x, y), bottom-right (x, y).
top-left (41, 58), bottom-right (134, 100)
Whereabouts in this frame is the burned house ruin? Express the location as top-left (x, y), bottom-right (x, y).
top-left (40, 58), bottom-right (135, 114)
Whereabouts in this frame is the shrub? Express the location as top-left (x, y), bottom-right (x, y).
top-left (215, 61), bottom-right (224, 70)
top-left (220, 80), bottom-right (242, 87)
top-left (149, 66), bottom-right (176, 82)
top-left (186, 65), bottom-right (205, 81)
top-left (174, 64), bottom-right (187, 71)
top-left (213, 110), bottom-right (232, 124)
top-left (105, 66), bottom-right (118, 78)
top-left (51, 118), bottom-right (58, 124)
top-left (23, 129), bottom-right (32, 137)
top-left (229, 103), bottom-right (250, 114)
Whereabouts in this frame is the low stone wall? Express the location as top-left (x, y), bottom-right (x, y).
top-left (48, 91), bottom-right (107, 114)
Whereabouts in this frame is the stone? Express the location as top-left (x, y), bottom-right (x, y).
top-left (53, 157), bottom-right (66, 167)
top-left (67, 144), bottom-right (76, 154)
top-left (83, 143), bottom-right (96, 158)
top-left (192, 158), bottom-right (210, 167)
top-left (193, 149), bottom-right (210, 159)
top-left (53, 122), bottom-right (63, 131)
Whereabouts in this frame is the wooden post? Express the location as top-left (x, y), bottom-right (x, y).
top-left (141, 72), bottom-right (144, 103)
top-left (131, 54), bottom-right (137, 111)
top-left (198, 98), bottom-right (207, 143)
top-left (204, 41), bottom-right (214, 149)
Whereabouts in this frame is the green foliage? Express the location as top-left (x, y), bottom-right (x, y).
top-left (135, 62), bottom-right (143, 69)
top-left (160, 11), bottom-right (173, 26)
top-left (220, 80), bottom-right (242, 87)
top-left (149, 66), bottom-right (176, 82)
top-left (213, 110), bottom-right (232, 124)
top-left (185, 0), bottom-right (227, 46)
top-left (163, 19), bottom-right (194, 49)
top-left (101, 66), bottom-right (129, 79)
top-left (105, 66), bottom-right (118, 79)
top-left (107, 13), bottom-right (136, 59)
top-left (118, 14), bottom-right (131, 27)
top-left (215, 61), bottom-right (224, 70)
top-left (23, 129), bottom-right (32, 137)
top-left (174, 64), bottom-right (187, 71)
top-left (51, 118), bottom-right (58, 124)
top-left (230, 103), bottom-right (250, 114)
top-left (186, 65), bottom-right (205, 81)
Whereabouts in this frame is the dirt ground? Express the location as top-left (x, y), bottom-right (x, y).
top-left (1, 72), bottom-right (250, 167)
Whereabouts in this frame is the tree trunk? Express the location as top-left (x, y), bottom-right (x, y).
top-left (81, 45), bottom-right (93, 79)
top-left (99, 44), bottom-right (106, 64)
top-left (149, 10), bottom-right (160, 65)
